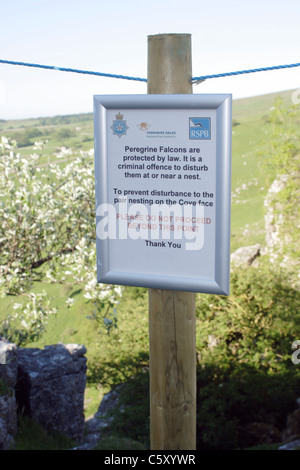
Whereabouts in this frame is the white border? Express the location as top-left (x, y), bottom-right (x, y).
top-left (94, 94), bottom-right (232, 295)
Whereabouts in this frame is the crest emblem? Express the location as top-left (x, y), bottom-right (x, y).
top-left (111, 112), bottom-right (129, 138)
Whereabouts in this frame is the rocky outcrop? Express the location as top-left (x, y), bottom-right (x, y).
top-left (264, 173), bottom-right (299, 286)
top-left (16, 343), bottom-right (87, 442)
top-left (0, 341), bottom-right (87, 449)
top-left (264, 175), bottom-right (289, 264)
top-left (0, 341), bottom-right (18, 450)
top-left (230, 244), bottom-right (261, 268)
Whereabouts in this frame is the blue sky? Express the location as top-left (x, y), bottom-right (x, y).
top-left (0, 0), bottom-right (299, 119)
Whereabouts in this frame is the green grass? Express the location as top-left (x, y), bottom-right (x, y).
top-left (14, 416), bottom-right (74, 450)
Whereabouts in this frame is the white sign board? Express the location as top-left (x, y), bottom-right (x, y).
top-left (94, 94), bottom-right (232, 294)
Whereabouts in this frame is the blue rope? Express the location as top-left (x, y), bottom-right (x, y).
top-left (0, 58), bottom-right (299, 84)
top-left (0, 59), bottom-right (147, 83)
top-left (192, 62), bottom-right (300, 83)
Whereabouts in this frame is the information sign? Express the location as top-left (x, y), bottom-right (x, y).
top-left (94, 94), bottom-right (232, 294)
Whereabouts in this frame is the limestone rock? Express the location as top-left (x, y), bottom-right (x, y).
top-left (0, 341), bottom-right (18, 387)
top-left (0, 341), bottom-right (18, 450)
top-left (278, 439), bottom-right (300, 450)
top-left (16, 343), bottom-right (87, 443)
top-left (230, 244), bottom-right (261, 268)
top-left (264, 174), bottom-right (289, 263)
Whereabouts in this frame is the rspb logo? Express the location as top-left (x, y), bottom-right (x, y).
top-left (189, 117), bottom-right (211, 140)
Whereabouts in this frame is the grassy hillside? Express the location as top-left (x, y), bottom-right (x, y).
top-left (1, 89), bottom-right (299, 450)
top-left (0, 113), bottom-right (94, 162)
top-left (230, 88), bottom-right (298, 251)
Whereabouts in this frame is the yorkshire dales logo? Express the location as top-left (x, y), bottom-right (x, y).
top-left (111, 112), bottom-right (129, 138)
top-left (189, 117), bottom-right (211, 140)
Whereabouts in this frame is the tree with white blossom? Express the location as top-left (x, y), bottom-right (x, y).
top-left (0, 136), bottom-right (122, 345)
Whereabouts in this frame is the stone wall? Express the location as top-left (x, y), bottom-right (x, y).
top-left (0, 341), bottom-right (87, 449)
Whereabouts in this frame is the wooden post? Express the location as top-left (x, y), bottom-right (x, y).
top-left (147, 34), bottom-right (196, 450)
top-left (147, 33), bottom-right (193, 94)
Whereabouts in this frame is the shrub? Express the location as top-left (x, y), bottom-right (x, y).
top-left (195, 262), bottom-right (300, 449)
top-left (56, 128), bottom-right (74, 139)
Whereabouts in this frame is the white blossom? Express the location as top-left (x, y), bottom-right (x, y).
top-left (0, 137), bottom-right (122, 344)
